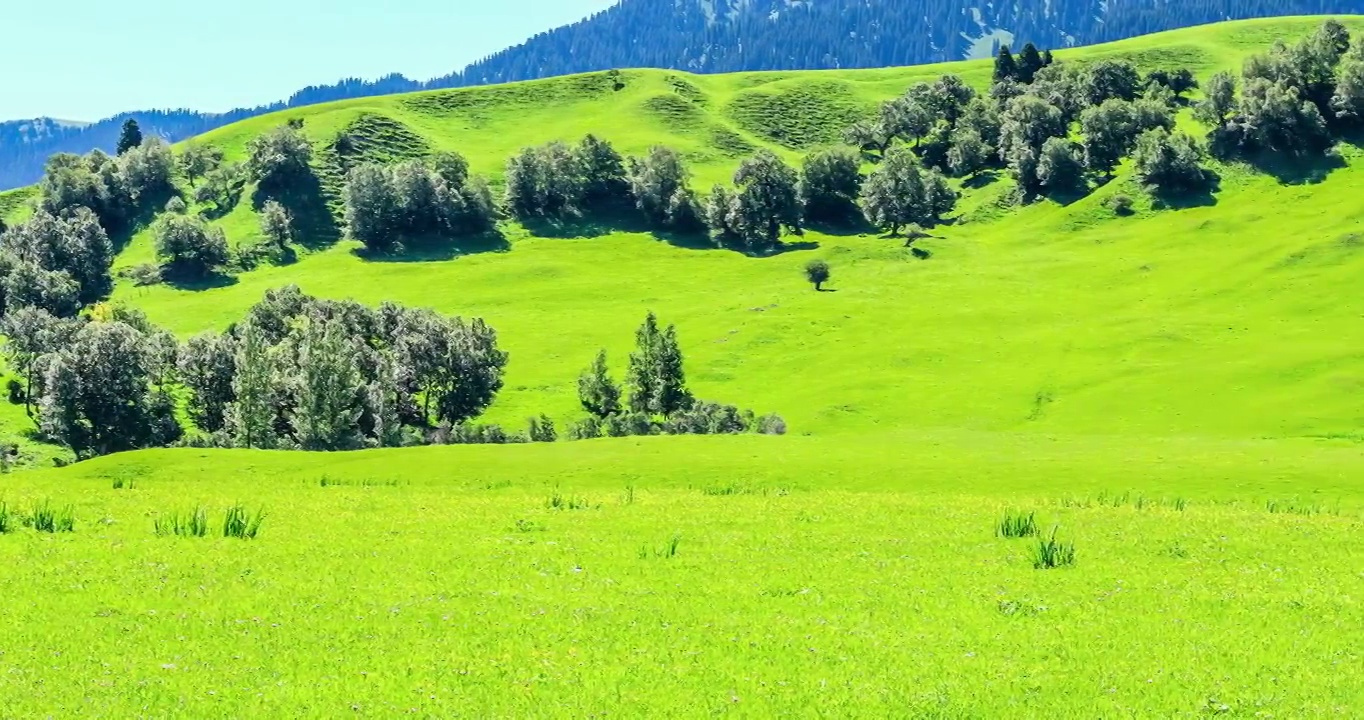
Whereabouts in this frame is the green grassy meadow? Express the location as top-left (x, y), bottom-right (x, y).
top-left (3, 436), bottom-right (1364, 716)
top-left (4, 15), bottom-right (1364, 716)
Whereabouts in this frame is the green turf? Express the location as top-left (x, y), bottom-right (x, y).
top-left (2, 434), bottom-right (1363, 715)
top-left (4, 16), bottom-right (1364, 715)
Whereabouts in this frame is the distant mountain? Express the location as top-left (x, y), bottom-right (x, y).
top-left (3, 0), bottom-right (1361, 190)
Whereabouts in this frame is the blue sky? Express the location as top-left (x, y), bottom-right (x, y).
top-left (0, 0), bottom-right (618, 122)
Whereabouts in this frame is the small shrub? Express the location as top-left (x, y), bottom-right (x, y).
top-left (996, 510), bottom-right (1039, 538)
top-left (0, 501), bottom-right (13, 533)
top-left (1031, 527), bottom-right (1077, 569)
top-left (121, 263), bottom-right (164, 287)
top-left (29, 500), bottom-right (75, 533)
top-left (111, 478), bottom-right (135, 490)
top-left (6, 379), bottom-right (25, 405)
top-left (527, 415), bottom-right (557, 443)
top-left (566, 417), bottom-right (603, 441)
top-left (1106, 193), bottom-right (1135, 216)
top-left (513, 518), bottom-right (546, 533)
top-left (223, 504), bottom-right (265, 539)
top-left (756, 413), bottom-right (788, 435)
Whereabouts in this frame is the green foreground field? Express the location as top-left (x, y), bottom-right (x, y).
top-left (3, 15), bottom-right (1364, 717)
top-left (2, 434), bottom-right (1363, 716)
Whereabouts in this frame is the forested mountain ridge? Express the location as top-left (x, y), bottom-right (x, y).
top-left (3, 0), bottom-right (1361, 190)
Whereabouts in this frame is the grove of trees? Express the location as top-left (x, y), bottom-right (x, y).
top-left (572, 312), bottom-right (786, 438)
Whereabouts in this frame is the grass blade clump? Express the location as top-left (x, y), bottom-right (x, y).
top-left (996, 510), bottom-right (1038, 538)
top-left (545, 490), bottom-right (595, 511)
top-left (1032, 527), bottom-right (1076, 569)
top-left (155, 507), bottom-right (210, 538)
top-left (0, 501), bottom-right (12, 534)
top-left (29, 500), bottom-right (75, 533)
top-left (639, 533), bottom-right (683, 560)
top-left (223, 504), bottom-right (265, 539)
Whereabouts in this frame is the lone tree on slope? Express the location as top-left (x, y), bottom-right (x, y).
top-left (804, 259), bottom-right (831, 291)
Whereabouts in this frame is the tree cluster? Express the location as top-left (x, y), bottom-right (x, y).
top-left (2, 305), bottom-right (180, 457)
top-left (0, 209), bottom-right (114, 318)
top-left (844, 51), bottom-right (1213, 201)
top-left (704, 150), bottom-right (805, 251)
top-left (245, 124), bottom-right (314, 190)
top-left (1198, 20), bottom-right (1361, 159)
top-left (38, 137), bottom-right (174, 232)
top-left (505, 135), bottom-right (630, 221)
top-left (573, 312), bottom-right (785, 438)
top-left (178, 285), bottom-right (509, 451)
top-left (0, 284), bottom-right (511, 458)
top-left (345, 152), bottom-right (497, 253)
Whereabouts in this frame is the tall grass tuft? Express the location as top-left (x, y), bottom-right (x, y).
top-left (545, 490), bottom-right (595, 510)
top-left (0, 501), bottom-right (12, 534)
top-left (996, 510), bottom-right (1038, 538)
top-left (154, 507), bottom-right (210, 538)
top-left (29, 500), bottom-right (75, 533)
top-left (639, 533), bottom-right (682, 560)
top-left (1031, 527), bottom-right (1076, 569)
top-left (223, 504), bottom-right (265, 539)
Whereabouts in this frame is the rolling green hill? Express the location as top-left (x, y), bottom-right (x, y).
top-left (59, 16), bottom-right (1364, 440)
top-left (5, 17), bottom-right (1364, 715)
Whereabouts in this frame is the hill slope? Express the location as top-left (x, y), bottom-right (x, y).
top-left (34, 17), bottom-right (1348, 444)
top-left (6, 1), bottom-right (1360, 190)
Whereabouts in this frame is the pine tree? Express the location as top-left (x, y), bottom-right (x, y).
top-left (625, 313), bottom-right (692, 416)
top-left (578, 349), bottom-right (622, 418)
top-left (653, 325), bottom-right (691, 416)
top-left (1017, 43), bottom-right (1045, 83)
top-left (290, 317), bottom-right (364, 451)
top-left (993, 47), bottom-right (1018, 84)
top-left (366, 355), bottom-right (405, 448)
top-left (626, 313), bottom-right (662, 414)
top-left (226, 320), bottom-right (277, 449)
top-left (116, 119), bottom-right (144, 155)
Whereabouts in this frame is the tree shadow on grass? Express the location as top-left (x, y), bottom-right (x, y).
top-left (1041, 183), bottom-right (1091, 208)
top-left (353, 230), bottom-right (512, 263)
top-left (961, 170), bottom-right (1001, 190)
top-left (1150, 171), bottom-right (1222, 211)
top-left (108, 186), bottom-right (178, 255)
top-left (518, 205), bottom-right (656, 240)
top-left (252, 173), bottom-right (340, 250)
top-left (1242, 148), bottom-right (1346, 186)
top-left (716, 237), bottom-right (821, 257)
top-left (804, 211), bottom-right (877, 238)
top-left (161, 270), bottom-right (239, 292)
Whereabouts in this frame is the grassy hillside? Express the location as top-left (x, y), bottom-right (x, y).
top-left (66, 16), bottom-right (1364, 441)
top-left (5, 17), bottom-right (1364, 715)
